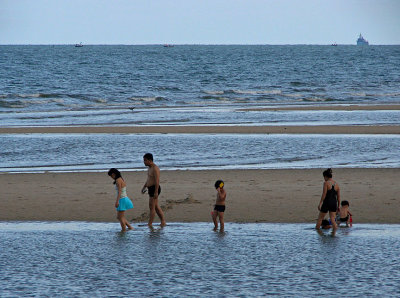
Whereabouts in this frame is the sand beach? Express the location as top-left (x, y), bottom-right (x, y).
top-left (1, 168), bottom-right (399, 224)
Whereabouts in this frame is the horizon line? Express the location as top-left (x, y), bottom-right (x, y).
top-left (1, 43), bottom-right (399, 46)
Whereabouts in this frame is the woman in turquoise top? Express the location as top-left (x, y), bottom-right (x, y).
top-left (108, 168), bottom-right (134, 231)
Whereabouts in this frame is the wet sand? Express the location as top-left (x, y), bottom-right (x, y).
top-left (1, 168), bottom-right (399, 224)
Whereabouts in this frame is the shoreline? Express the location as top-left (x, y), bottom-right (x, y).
top-left (237, 104), bottom-right (400, 111)
top-left (1, 168), bottom-right (399, 224)
top-left (1, 125), bottom-right (400, 134)
top-left (2, 104), bottom-right (399, 134)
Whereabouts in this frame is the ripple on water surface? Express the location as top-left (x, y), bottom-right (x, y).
top-left (1, 222), bottom-right (400, 297)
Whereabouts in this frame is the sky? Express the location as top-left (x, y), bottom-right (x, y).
top-left (1, 0), bottom-right (399, 45)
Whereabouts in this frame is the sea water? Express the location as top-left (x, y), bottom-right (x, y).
top-left (1, 133), bottom-right (400, 172)
top-left (1, 45), bottom-right (400, 126)
top-left (1, 45), bottom-right (400, 173)
top-left (1, 222), bottom-right (399, 297)
top-left (2, 46), bottom-right (399, 297)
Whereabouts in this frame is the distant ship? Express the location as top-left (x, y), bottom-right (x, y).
top-left (75, 42), bottom-right (83, 47)
top-left (357, 34), bottom-right (369, 46)
top-left (331, 42), bottom-right (338, 46)
top-left (163, 44), bottom-right (174, 48)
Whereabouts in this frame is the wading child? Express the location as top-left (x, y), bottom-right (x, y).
top-left (339, 200), bottom-right (352, 227)
top-left (321, 219), bottom-right (332, 229)
top-left (212, 180), bottom-right (226, 232)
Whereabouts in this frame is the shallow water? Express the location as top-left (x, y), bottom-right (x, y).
top-left (1, 222), bottom-right (399, 297)
top-left (1, 133), bottom-right (400, 173)
top-left (1, 106), bottom-right (400, 127)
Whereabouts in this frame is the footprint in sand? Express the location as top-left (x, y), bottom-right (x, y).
top-left (131, 193), bottom-right (201, 221)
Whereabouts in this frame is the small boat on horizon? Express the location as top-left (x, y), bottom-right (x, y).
top-left (357, 34), bottom-right (369, 46)
top-left (331, 42), bottom-right (338, 46)
top-left (75, 42), bottom-right (83, 47)
top-left (163, 44), bottom-right (174, 48)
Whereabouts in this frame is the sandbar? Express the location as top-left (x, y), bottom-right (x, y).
top-left (1, 168), bottom-right (398, 224)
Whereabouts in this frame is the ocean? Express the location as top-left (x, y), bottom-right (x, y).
top-left (1, 45), bottom-right (399, 119)
top-left (1, 45), bottom-right (400, 172)
top-left (1, 46), bottom-right (400, 297)
top-left (1, 222), bottom-right (400, 297)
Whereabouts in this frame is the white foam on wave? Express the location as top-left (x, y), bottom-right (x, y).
top-left (372, 92), bottom-right (400, 97)
top-left (204, 90), bottom-right (283, 96)
top-left (233, 89), bottom-right (282, 95)
top-left (350, 92), bottom-right (367, 97)
top-left (0, 93), bottom-right (41, 99)
top-left (301, 97), bottom-right (331, 102)
top-left (350, 92), bottom-right (400, 98)
top-left (52, 99), bottom-right (65, 104)
top-left (204, 90), bottom-right (224, 95)
top-left (283, 93), bottom-right (303, 98)
top-left (19, 93), bottom-right (41, 98)
top-left (129, 96), bottom-right (166, 102)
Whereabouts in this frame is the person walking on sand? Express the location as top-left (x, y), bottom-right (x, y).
top-left (212, 180), bottom-right (226, 232)
top-left (316, 168), bottom-right (341, 230)
top-left (141, 153), bottom-right (166, 228)
top-left (108, 168), bottom-right (134, 231)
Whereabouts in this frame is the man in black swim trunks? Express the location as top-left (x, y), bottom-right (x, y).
top-left (141, 153), bottom-right (166, 227)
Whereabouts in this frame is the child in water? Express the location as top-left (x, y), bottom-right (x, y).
top-left (212, 180), bottom-right (226, 232)
top-left (339, 200), bottom-right (352, 227)
top-left (321, 219), bottom-right (332, 229)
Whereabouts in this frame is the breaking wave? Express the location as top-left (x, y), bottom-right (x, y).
top-left (128, 96), bottom-right (167, 102)
top-left (203, 89), bottom-right (282, 96)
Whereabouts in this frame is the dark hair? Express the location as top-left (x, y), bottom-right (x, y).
top-left (108, 168), bottom-right (122, 184)
top-left (341, 200), bottom-right (349, 207)
top-left (143, 153), bottom-right (153, 161)
top-left (215, 180), bottom-right (224, 189)
top-left (323, 168), bottom-right (333, 178)
top-left (321, 219), bottom-right (330, 227)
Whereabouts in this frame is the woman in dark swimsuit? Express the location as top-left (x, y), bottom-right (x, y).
top-left (316, 168), bottom-right (341, 229)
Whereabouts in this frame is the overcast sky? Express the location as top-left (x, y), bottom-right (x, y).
top-left (1, 0), bottom-right (399, 45)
